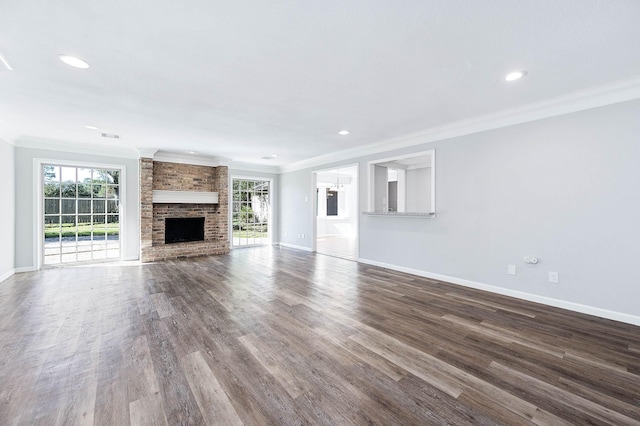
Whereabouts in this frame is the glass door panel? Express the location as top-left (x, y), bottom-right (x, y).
top-left (43, 164), bottom-right (121, 265)
top-left (232, 178), bottom-right (270, 247)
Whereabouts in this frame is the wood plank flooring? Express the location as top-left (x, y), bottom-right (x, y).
top-left (316, 236), bottom-right (358, 261)
top-left (1, 247), bottom-right (639, 425)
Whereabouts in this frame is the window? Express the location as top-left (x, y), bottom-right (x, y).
top-left (43, 165), bottom-right (121, 264)
top-left (232, 178), bottom-right (271, 247)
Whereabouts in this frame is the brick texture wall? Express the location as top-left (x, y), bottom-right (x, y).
top-left (153, 161), bottom-right (216, 191)
top-left (140, 160), bottom-right (229, 262)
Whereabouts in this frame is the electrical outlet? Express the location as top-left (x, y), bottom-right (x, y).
top-left (548, 271), bottom-right (559, 283)
top-left (507, 264), bottom-right (516, 275)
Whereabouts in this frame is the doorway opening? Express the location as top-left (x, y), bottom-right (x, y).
top-left (43, 164), bottom-right (121, 265)
top-left (314, 164), bottom-right (358, 261)
top-left (232, 178), bottom-right (271, 247)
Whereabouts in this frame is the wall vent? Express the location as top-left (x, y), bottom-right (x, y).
top-left (101, 132), bottom-right (121, 139)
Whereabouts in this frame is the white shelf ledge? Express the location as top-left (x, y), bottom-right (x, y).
top-left (362, 211), bottom-right (435, 218)
top-left (153, 190), bottom-right (219, 204)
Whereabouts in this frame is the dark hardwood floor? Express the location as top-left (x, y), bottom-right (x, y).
top-left (1, 247), bottom-right (639, 425)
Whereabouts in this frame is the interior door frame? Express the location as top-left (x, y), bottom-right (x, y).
top-left (311, 162), bottom-right (359, 257)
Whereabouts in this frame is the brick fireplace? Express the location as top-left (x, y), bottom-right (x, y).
top-left (140, 158), bottom-right (229, 262)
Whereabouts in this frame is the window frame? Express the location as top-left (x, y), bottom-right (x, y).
top-left (34, 158), bottom-right (126, 269)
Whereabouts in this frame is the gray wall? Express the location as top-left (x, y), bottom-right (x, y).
top-left (0, 140), bottom-right (15, 280)
top-left (374, 165), bottom-right (388, 211)
top-left (229, 168), bottom-right (279, 245)
top-left (279, 168), bottom-right (314, 247)
top-left (406, 167), bottom-right (430, 212)
top-left (278, 99), bottom-right (640, 319)
top-left (14, 147), bottom-right (140, 269)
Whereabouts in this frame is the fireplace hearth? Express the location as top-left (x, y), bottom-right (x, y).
top-left (165, 217), bottom-right (205, 244)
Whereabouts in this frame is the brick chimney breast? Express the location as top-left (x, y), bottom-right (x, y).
top-left (140, 160), bottom-right (229, 262)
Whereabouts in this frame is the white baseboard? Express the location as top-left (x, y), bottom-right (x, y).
top-left (278, 242), bottom-right (313, 252)
top-left (0, 268), bottom-right (15, 283)
top-left (358, 257), bottom-right (640, 327)
top-left (15, 266), bottom-right (36, 273)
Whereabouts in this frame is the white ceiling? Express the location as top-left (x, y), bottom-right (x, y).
top-left (1, 1), bottom-right (640, 167)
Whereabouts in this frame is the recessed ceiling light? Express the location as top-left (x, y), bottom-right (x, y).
top-left (187, 151), bottom-right (197, 154)
top-left (58, 54), bottom-right (90, 69)
top-left (504, 71), bottom-right (527, 82)
top-left (84, 125), bottom-right (99, 130)
top-left (338, 130), bottom-right (350, 135)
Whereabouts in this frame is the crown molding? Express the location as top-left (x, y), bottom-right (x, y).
top-left (137, 148), bottom-right (158, 159)
top-left (14, 137), bottom-right (140, 158)
top-left (0, 135), bottom-right (15, 146)
top-left (0, 123), bottom-right (17, 145)
top-left (229, 161), bottom-right (279, 174)
top-left (279, 74), bottom-right (640, 173)
top-left (153, 150), bottom-right (230, 167)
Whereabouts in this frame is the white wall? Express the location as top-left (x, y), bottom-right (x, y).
top-left (0, 139), bottom-right (15, 281)
top-left (278, 100), bottom-right (640, 323)
top-left (14, 147), bottom-right (140, 269)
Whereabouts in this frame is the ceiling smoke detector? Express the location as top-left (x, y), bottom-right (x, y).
top-left (101, 132), bottom-right (121, 139)
top-left (262, 154), bottom-right (278, 160)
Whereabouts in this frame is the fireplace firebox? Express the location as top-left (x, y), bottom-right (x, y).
top-left (165, 217), bottom-right (205, 244)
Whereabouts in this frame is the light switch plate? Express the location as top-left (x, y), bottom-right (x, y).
top-left (507, 264), bottom-right (516, 275)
